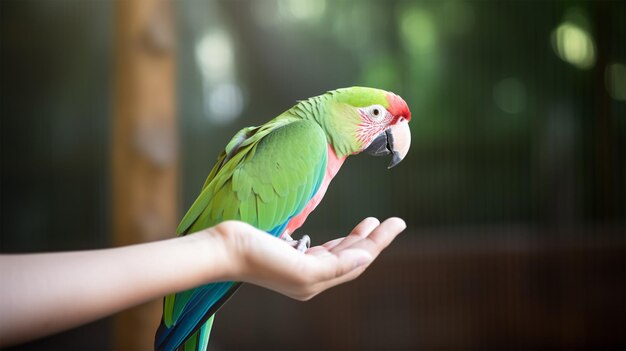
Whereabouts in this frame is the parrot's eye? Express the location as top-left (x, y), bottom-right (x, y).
top-left (365, 104), bottom-right (387, 121)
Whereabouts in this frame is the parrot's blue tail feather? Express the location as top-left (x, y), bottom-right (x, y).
top-left (179, 315), bottom-right (214, 351)
top-left (155, 225), bottom-right (284, 351)
top-left (155, 282), bottom-right (235, 351)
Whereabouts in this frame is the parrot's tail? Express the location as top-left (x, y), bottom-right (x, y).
top-left (178, 315), bottom-right (215, 351)
top-left (155, 282), bottom-right (243, 351)
top-left (155, 314), bottom-right (215, 351)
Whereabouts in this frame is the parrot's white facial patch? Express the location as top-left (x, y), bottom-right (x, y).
top-left (356, 105), bottom-right (394, 147)
top-left (362, 104), bottom-right (390, 123)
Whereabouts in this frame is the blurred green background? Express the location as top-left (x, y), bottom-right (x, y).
top-left (1, 0), bottom-right (624, 350)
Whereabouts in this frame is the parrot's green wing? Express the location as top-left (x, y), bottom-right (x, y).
top-left (175, 124), bottom-right (260, 235)
top-left (156, 117), bottom-right (328, 351)
top-left (175, 117), bottom-right (327, 235)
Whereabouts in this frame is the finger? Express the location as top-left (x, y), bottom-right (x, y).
top-left (322, 218), bottom-right (379, 251)
top-left (306, 247), bottom-right (372, 283)
top-left (328, 217), bottom-right (381, 253)
top-left (350, 217), bottom-right (381, 237)
top-left (321, 237), bottom-right (344, 250)
top-left (312, 219), bottom-right (405, 291)
top-left (338, 217), bottom-right (406, 259)
top-left (364, 217), bottom-right (406, 248)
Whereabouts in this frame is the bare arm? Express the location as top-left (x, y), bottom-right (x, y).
top-left (0, 230), bottom-right (228, 346)
top-left (0, 217), bottom-right (405, 346)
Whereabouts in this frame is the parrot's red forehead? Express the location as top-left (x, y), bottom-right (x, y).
top-left (386, 93), bottom-right (411, 122)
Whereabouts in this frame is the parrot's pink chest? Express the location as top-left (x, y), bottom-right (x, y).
top-left (282, 145), bottom-right (345, 238)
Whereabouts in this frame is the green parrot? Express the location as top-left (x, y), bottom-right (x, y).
top-left (155, 87), bottom-right (411, 351)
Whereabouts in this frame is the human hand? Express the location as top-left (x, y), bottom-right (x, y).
top-left (211, 217), bottom-right (406, 300)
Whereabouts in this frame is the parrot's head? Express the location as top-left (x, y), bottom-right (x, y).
top-left (314, 87), bottom-right (411, 168)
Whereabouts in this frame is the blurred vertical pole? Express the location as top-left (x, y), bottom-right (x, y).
top-left (112, 0), bottom-right (177, 349)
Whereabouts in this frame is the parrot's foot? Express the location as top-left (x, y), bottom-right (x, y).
top-left (283, 234), bottom-right (311, 252)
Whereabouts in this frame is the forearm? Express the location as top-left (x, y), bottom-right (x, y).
top-left (0, 230), bottom-right (229, 347)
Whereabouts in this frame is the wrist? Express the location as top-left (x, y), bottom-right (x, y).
top-left (201, 221), bottom-right (247, 282)
top-left (176, 227), bottom-right (230, 285)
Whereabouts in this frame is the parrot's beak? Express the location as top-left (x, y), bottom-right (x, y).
top-left (364, 118), bottom-right (411, 169)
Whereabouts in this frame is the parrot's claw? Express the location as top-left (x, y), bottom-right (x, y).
top-left (296, 235), bottom-right (311, 252)
top-left (284, 234), bottom-right (311, 252)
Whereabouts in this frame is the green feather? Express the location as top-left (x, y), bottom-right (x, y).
top-left (271, 190), bottom-right (288, 226)
top-left (183, 333), bottom-right (198, 351)
top-left (256, 195), bottom-right (272, 230)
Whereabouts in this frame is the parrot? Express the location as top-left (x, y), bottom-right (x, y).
top-left (154, 86), bottom-right (411, 351)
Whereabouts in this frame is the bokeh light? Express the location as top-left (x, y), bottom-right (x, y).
top-left (206, 82), bottom-right (244, 123)
top-left (195, 29), bottom-right (244, 123)
top-left (552, 21), bottom-right (596, 69)
top-left (605, 63), bottom-right (626, 101)
top-left (399, 6), bottom-right (437, 55)
top-left (279, 0), bottom-right (326, 22)
top-left (195, 29), bottom-right (234, 83)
